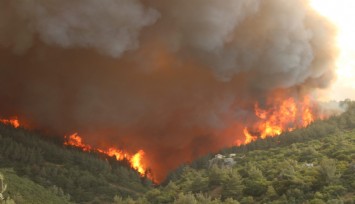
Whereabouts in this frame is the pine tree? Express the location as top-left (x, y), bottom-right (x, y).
top-left (221, 170), bottom-right (244, 200)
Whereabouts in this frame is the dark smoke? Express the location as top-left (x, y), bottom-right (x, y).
top-left (0, 0), bottom-right (337, 181)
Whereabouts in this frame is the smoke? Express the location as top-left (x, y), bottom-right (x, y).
top-left (0, 0), bottom-right (159, 56)
top-left (0, 0), bottom-right (338, 181)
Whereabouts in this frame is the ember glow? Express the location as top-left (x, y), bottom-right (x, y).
top-left (65, 133), bottom-right (150, 179)
top-left (0, 118), bottom-right (20, 128)
top-left (241, 96), bottom-right (319, 145)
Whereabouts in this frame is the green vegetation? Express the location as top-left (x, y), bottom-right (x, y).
top-left (1, 168), bottom-right (68, 204)
top-left (0, 171), bottom-right (15, 204)
top-left (0, 100), bottom-right (354, 203)
top-left (118, 100), bottom-right (355, 203)
top-left (0, 124), bottom-right (152, 203)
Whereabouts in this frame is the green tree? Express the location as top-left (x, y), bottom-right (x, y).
top-left (264, 186), bottom-right (278, 201)
top-left (173, 192), bottom-right (197, 204)
top-left (189, 173), bottom-right (209, 193)
top-left (208, 165), bottom-right (228, 186)
top-left (221, 170), bottom-right (244, 200)
top-left (318, 158), bottom-right (340, 185)
top-left (224, 198), bottom-right (240, 204)
top-left (240, 196), bottom-right (254, 204)
top-left (113, 195), bottom-right (136, 204)
top-left (243, 166), bottom-right (268, 197)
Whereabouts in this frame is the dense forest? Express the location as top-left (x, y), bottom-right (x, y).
top-left (0, 124), bottom-right (152, 203)
top-left (117, 100), bottom-right (355, 204)
top-left (0, 100), bottom-right (354, 203)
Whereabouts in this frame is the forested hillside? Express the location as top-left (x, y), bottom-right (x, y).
top-left (0, 101), bottom-right (354, 204)
top-left (0, 168), bottom-right (70, 204)
top-left (0, 125), bottom-right (153, 203)
top-left (116, 101), bottom-right (355, 204)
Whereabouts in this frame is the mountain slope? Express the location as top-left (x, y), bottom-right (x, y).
top-left (117, 101), bottom-right (355, 203)
top-left (1, 168), bottom-right (70, 204)
top-left (0, 125), bottom-right (152, 203)
top-left (0, 101), bottom-right (354, 203)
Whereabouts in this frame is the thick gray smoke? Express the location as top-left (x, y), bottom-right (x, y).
top-left (0, 0), bottom-right (159, 56)
top-left (0, 0), bottom-right (337, 181)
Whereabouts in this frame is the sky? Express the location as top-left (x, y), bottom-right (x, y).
top-left (311, 0), bottom-right (355, 100)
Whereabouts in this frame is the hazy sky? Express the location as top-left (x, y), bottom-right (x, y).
top-left (311, 0), bottom-right (355, 100)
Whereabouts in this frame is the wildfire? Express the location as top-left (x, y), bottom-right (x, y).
top-left (0, 118), bottom-right (20, 128)
top-left (65, 133), bottom-right (150, 178)
top-left (0, 118), bottom-right (152, 180)
top-left (64, 133), bottom-right (92, 151)
top-left (242, 96), bottom-right (317, 144)
top-left (243, 127), bottom-right (257, 144)
top-left (0, 96), bottom-right (322, 182)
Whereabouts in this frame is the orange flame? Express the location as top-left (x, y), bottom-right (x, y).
top-left (243, 127), bottom-right (257, 144)
top-left (0, 117), bottom-right (153, 180)
top-left (242, 96), bottom-right (317, 144)
top-left (64, 133), bottom-right (92, 151)
top-left (130, 150), bottom-right (146, 175)
top-left (65, 133), bottom-right (150, 179)
top-left (0, 118), bottom-right (20, 128)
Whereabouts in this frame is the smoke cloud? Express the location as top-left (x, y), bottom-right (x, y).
top-left (0, 0), bottom-right (159, 56)
top-left (0, 0), bottom-right (337, 181)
